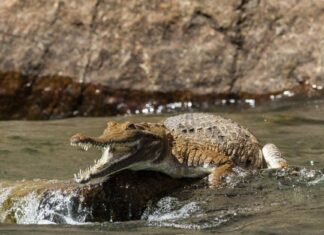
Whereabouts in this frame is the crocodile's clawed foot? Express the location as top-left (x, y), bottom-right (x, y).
top-left (208, 163), bottom-right (233, 188)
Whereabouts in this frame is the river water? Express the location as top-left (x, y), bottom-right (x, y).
top-left (0, 98), bottom-right (324, 234)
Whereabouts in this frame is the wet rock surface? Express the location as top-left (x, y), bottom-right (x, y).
top-left (0, 73), bottom-right (234, 119)
top-left (0, 171), bottom-right (194, 223)
top-left (1, 1), bottom-right (324, 119)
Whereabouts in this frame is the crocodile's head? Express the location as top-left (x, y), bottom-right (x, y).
top-left (70, 121), bottom-right (166, 184)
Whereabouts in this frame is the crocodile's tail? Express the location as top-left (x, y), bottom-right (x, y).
top-left (262, 143), bottom-right (288, 169)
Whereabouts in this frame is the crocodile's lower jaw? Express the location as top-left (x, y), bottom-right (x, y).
top-left (74, 146), bottom-right (113, 183)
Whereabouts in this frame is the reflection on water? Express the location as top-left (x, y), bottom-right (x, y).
top-left (0, 98), bottom-right (324, 234)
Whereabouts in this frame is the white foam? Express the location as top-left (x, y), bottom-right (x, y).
top-left (143, 197), bottom-right (201, 223)
top-left (2, 189), bottom-right (91, 225)
top-left (0, 185), bottom-right (14, 222)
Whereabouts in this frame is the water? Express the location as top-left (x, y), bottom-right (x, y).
top-left (1, 98), bottom-right (324, 234)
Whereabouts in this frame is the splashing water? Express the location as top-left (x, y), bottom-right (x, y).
top-left (143, 197), bottom-right (201, 221)
top-left (140, 167), bottom-right (324, 230)
top-left (142, 197), bottom-right (205, 229)
top-left (0, 182), bottom-right (91, 225)
top-left (0, 185), bottom-right (14, 222)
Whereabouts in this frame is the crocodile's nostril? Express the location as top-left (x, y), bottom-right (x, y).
top-left (70, 133), bottom-right (86, 143)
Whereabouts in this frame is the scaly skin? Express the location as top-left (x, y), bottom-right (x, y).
top-left (70, 113), bottom-right (287, 187)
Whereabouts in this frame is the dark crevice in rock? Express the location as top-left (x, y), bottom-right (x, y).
top-left (232, 0), bottom-right (249, 48)
top-left (189, 10), bottom-right (227, 34)
top-left (81, 0), bottom-right (102, 83)
top-left (228, 0), bottom-right (249, 93)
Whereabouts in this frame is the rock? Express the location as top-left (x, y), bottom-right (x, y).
top-left (0, 72), bottom-right (30, 119)
top-left (0, 0), bottom-right (324, 119)
top-left (233, 0), bottom-right (324, 96)
top-left (26, 76), bottom-right (82, 119)
top-left (0, 171), bottom-right (194, 223)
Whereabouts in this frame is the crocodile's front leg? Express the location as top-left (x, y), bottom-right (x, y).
top-left (208, 162), bottom-right (234, 188)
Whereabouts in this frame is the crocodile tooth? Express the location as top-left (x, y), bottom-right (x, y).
top-left (203, 163), bottom-right (210, 168)
top-left (92, 164), bottom-right (99, 171)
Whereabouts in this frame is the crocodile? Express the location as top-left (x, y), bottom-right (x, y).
top-left (70, 113), bottom-right (287, 187)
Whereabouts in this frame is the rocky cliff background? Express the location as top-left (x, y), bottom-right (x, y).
top-left (1, 0), bottom-right (324, 119)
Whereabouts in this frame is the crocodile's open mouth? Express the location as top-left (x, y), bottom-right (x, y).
top-left (70, 121), bottom-right (165, 184)
top-left (70, 134), bottom-right (141, 184)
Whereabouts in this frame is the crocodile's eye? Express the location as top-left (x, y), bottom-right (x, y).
top-left (126, 123), bottom-right (137, 130)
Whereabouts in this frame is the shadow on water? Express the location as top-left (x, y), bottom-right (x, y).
top-left (0, 98), bottom-right (324, 234)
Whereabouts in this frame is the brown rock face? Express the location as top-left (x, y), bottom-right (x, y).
top-left (233, 1), bottom-right (324, 95)
top-left (0, 0), bottom-right (239, 94)
top-left (0, 1), bottom-right (324, 119)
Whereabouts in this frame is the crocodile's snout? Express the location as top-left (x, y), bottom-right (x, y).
top-left (70, 133), bottom-right (87, 144)
top-left (70, 133), bottom-right (98, 151)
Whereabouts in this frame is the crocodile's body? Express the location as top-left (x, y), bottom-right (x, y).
top-left (71, 113), bottom-right (287, 186)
